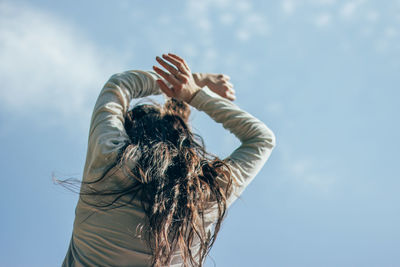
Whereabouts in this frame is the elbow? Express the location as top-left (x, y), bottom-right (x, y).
top-left (259, 124), bottom-right (276, 149)
top-left (269, 130), bottom-right (276, 148)
top-left (107, 72), bottom-right (125, 87)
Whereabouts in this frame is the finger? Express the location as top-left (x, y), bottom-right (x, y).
top-left (217, 88), bottom-right (235, 101)
top-left (156, 57), bottom-right (189, 83)
top-left (156, 79), bottom-right (174, 97)
top-left (221, 85), bottom-right (236, 100)
top-left (218, 74), bottom-right (231, 81)
top-left (227, 92), bottom-right (236, 101)
top-left (225, 89), bottom-right (236, 101)
top-left (167, 53), bottom-right (191, 72)
top-left (167, 53), bottom-right (185, 62)
top-left (156, 56), bottom-right (179, 76)
top-left (221, 84), bottom-right (232, 93)
top-left (162, 54), bottom-right (189, 75)
top-left (226, 82), bottom-right (234, 88)
top-left (153, 65), bottom-right (180, 87)
top-left (175, 72), bottom-right (189, 83)
top-left (153, 65), bottom-right (181, 88)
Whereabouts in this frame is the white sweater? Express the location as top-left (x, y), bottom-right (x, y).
top-left (62, 70), bottom-right (276, 267)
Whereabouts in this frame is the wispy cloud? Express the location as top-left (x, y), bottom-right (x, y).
top-left (314, 13), bottom-right (333, 27)
top-left (0, 2), bottom-right (123, 129)
top-left (281, 0), bottom-right (399, 54)
top-left (219, 13), bottom-right (235, 25)
top-left (339, 0), bottom-right (365, 19)
top-left (384, 27), bottom-right (398, 38)
top-left (312, 0), bottom-right (336, 5)
top-left (365, 10), bottom-right (380, 23)
top-left (282, 0), bottom-right (297, 15)
top-left (184, 0), bottom-right (269, 43)
top-left (282, 0), bottom-right (336, 16)
top-left (279, 144), bottom-right (337, 194)
top-left (179, 0), bottom-right (268, 77)
top-left (289, 159), bottom-right (337, 194)
top-left (235, 13), bottom-right (269, 41)
top-left (185, 0), bottom-right (214, 35)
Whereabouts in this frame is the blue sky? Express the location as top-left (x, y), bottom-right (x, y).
top-left (0, 0), bottom-right (399, 266)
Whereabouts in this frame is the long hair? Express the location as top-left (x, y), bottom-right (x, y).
top-left (59, 97), bottom-right (233, 267)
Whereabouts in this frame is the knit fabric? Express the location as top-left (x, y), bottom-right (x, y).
top-left (62, 70), bottom-right (276, 267)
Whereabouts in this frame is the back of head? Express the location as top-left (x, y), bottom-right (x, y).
top-left (121, 97), bottom-right (233, 267)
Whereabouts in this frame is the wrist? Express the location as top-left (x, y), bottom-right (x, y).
top-left (187, 87), bottom-right (202, 104)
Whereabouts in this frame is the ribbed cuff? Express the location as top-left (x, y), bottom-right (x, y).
top-left (188, 87), bottom-right (219, 110)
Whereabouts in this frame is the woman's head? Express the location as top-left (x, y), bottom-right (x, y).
top-left (123, 98), bottom-right (195, 184)
top-left (125, 98), bottom-right (192, 156)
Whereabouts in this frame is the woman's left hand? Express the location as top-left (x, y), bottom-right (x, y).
top-left (200, 73), bottom-right (236, 101)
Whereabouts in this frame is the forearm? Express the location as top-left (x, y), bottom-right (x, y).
top-left (189, 86), bottom-right (275, 146)
top-left (85, 70), bottom-right (167, 179)
top-left (108, 70), bottom-right (164, 101)
top-left (188, 86), bottom-right (276, 206)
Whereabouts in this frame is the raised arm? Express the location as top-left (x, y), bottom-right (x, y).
top-left (153, 53), bottom-right (276, 208)
top-left (188, 87), bottom-right (276, 207)
top-left (83, 70), bottom-right (167, 182)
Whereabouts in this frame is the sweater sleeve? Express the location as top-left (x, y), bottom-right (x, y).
top-left (189, 87), bottom-right (276, 208)
top-left (82, 70), bottom-right (167, 182)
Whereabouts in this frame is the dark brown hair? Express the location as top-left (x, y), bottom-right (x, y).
top-left (59, 97), bottom-right (233, 266)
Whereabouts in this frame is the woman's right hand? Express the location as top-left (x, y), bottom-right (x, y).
top-left (153, 53), bottom-right (201, 104)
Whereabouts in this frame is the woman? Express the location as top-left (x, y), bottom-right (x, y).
top-left (62, 53), bottom-right (276, 267)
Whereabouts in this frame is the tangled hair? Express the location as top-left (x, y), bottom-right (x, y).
top-left (60, 97), bottom-right (233, 266)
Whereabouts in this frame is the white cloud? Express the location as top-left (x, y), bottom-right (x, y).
top-left (365, 10), bottom-right (379, 23)
top-left (291, 159), bottom-right (312, 175)
top-left (185, 1), bottom-right (213, 35)
top-left (235, 1), bottom-right (252, 12)
top-left (182, 43), bottom-right (199, 58)
top-left (204, 48), bottom-right (218, 64)
top-left (0, 2), bottom-right (122, 129)
top-left (213, 0), bottom-right (231, 9)
top-left (198, 18), bottom-right (213, 32)
top-left (311, 0), bottom-right (336, 5)
top-left (285, 153), bottom-right (337, 194)
top-left (236, 29), bottom-right (251, 41)
top-left (181, 0), bottom-right (270, 79)
top-left (384, 27), bottom-right (398, 38)
top-left (314, 13), bottom-right (332, 27)
top-left (277, 143), bottom-right (338, 194)
top-left (236, 13), bottom-right (269, 42)
top-left (282, 0), bottom-right (296, 15)
top-left (185, 0), bottom-right (269, 44)
top-left (373, 26), bottom-right (398, 53)
top-left (282, 0), bottom-right (336, 16)
top-left (220, 13), bottom-right (235, 25)
top-left (340, 0), bottom-right (365, 19)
